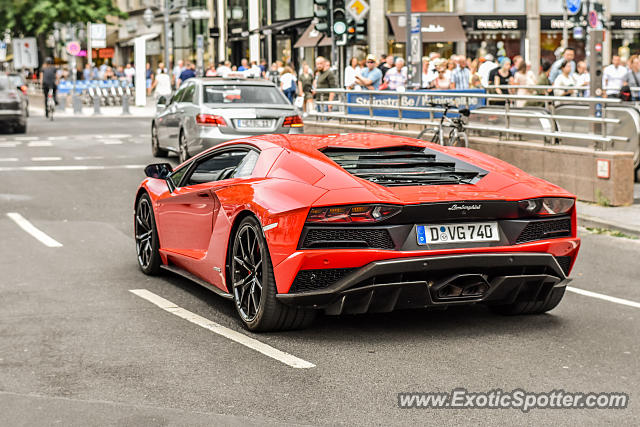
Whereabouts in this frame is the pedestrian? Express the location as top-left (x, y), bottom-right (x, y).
top-left (431, 60), bottom-right (451, 90)
top-left (383, 57), bottom-right (407, 91)
top-left (177, 63), bottom-right (196, 87)
top-left (451, 55), bottom-right (471, 90)
top-left (313, 56), bottom-right (337, 111)
top-left (280, 66), bottom-right (297, 103)
top-left (525, 61), bottom-right (553, 107)
top-left (145, 63), bottom-right (154, 96)
top-left (355, 54), bottom-right (383, 90)
top-left (172, 59), bottom-right (185, 85)
top-left (259, 59), bottom-right (268, 76)
top-left (124, 63), bottom-right (135, 84)
top-left (344, 57), bottom-right (361, 90)
top-left (238, 58), bottom-right (249, 72)
top-left (574, 61), bottom-right (590, 97)
top-left (83, 63), bottom-right (93, 81)
top-left (378, 54), bottom-right (392, 78)
top-left (512, 61), bottom-right (533, 107)
top-left (266, 62), bottom-right (280, 86)
top-left (298, 62), bottom-right (314, 114)
top-left (549, 48), bottom-right (575, 84)
top-left (421, 57), bottom-right (437, 88)
top-left (553, 60), bottom-right (577, 97)
top-left (603, 55), bottom-right (628, 97)
top-left (217, 61), bottom-right (232, 76)
top-left (151, 65), bottom-right (172, 102)
top-left (623, 55), bottom-right (640, 99)
top-left (478, 54), bottom-right (499, 87)
top-left (205, 63), bottom-right (216, 76)
top-left (493, 58), bottom-right (512, 105)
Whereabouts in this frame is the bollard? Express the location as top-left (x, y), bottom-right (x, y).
top-left (121, 94), bottom-right (131, 115)
top-left (72, 93), bottom-right (83, 114)
top-left (93, 94), bottom-right (101, 115)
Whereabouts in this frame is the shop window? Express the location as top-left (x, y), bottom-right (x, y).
top-left (295, 0), bottom-right (314, 18)
top-left (274, 0), bottom-right (291, 22)
top-left (388, 0), bottom-right (453, 13)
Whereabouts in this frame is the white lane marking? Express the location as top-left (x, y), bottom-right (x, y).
top-left (137, 134), bottom-right (147, 138)
top-left (31, 157), bottom-right (62, 161)
top-left (73, 156), bottom-right (104, 160)
top-left (0, 158), bottom-right (19, 162)
top-left (6, 212), bottom-right (63, 248)
top-left (0, 164), bottom-right (145, 172)
top-left (262, 222), bottom-right (278, 231)
top-left (130, 289), bottom-right (315, 369)
top-left (14, 136), bottom-right (39, 141)
top-left (0, 142), bottom-right (19, 148)
top-left (27, 141), bottom-right (53, 147)
top-left (103, 140), bottom-right (123, 145)
top-left (47, 136), bottom-right (67, 141)
top-left (567, 286), bottom-right (640, 309)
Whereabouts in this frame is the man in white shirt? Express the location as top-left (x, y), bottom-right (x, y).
top-left (478, 54), bottom-right (499, 87)
top-left (603, 55), bottom-right (628, 97)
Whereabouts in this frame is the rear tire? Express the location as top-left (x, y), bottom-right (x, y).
top-left (178, 130), bottom-right (190, 163)
top-left (135, 193), bottom-right (162, 275)
top-left (489, 286), bottom-right (566, 315)
top-left (14, 121), bottom-right (26, 134)
top-left (151, 123), bottom-right (168, 158)
top-left (230, 216), bottom-right (316, 331)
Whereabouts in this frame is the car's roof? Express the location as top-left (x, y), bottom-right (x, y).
top-left (195, 77), bottom-right (277, 87)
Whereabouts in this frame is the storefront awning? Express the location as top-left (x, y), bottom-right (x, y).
top-left (294, 22), bottom-right (327, 48)
top-left (257, 17), bottom-right (312, 34)
top-left (388, 15), bottom-right (466, 43)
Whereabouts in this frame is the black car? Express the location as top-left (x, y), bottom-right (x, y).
top-left (0, 74), bottom-right (27, 133)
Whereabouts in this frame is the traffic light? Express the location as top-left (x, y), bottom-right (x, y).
top-left (347, 17), bottom-right (367, 45)
top-left (314, 0), bottom-right (331, 36)
top-left (332, 0), bottom-right (347, 38)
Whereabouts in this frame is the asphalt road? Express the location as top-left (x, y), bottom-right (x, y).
top-left (0, 115), bottom-right (638, 426)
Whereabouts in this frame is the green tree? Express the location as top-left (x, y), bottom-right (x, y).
top-left (0, 0), bottom-right (125, 36)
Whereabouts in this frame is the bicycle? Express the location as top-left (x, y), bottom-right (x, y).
top-left (417, 102), bottom-right (470, 148)
top-left (46, 88), bottom-right (55, 121)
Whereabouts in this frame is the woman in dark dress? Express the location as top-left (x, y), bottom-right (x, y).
top-left (493, 58), bottom-right (512, 106)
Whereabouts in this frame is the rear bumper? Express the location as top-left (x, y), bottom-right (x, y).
top-left (197, 127), bottom-right (303, 150)
top-left (276, 253), bottom-right (570, 315)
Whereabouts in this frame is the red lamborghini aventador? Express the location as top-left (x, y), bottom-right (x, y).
top-left (134, 133), bottom-right (580, 331)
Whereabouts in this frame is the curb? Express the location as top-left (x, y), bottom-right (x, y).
top-left (577, 213), bottom-right (640, 238)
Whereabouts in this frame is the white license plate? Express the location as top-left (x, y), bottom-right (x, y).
top-left (416, 222), bottom-right (499, 245)
top-left (235, 119), bottom-right (272, 128)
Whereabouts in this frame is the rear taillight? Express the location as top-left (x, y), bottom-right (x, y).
top-left (283, 115), bottom-right (303, 127)
top-left (518, 198), bottom-right (575, 216)
top-left (20, 85), bottom-right (27, 95)
top-left (306, 205), bottom-right (402, 223)
top-left (196, 114), bottom-right (227, 126)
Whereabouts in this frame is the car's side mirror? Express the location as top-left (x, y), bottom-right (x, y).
top-left (157, 95), bottom-right (168, 108)
top-left (144, 163), bottom-right (173, 179)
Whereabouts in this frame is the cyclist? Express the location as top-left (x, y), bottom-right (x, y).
top-left (40, 57), bottom-right (58, 118)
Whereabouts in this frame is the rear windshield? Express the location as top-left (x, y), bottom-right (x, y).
top-left (203, 84), bottom-right (289, 105)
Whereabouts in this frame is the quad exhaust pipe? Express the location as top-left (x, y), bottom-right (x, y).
top-left (432, 274), bottom-right (490, 300)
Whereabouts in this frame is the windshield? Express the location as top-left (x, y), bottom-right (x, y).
top-left (8, 75), bottom-right (24, 86)
top-left (203, 84), bottom-right (289, 105)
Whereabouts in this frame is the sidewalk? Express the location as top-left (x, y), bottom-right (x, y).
top-left (576, 183), bottom-right (640, 237)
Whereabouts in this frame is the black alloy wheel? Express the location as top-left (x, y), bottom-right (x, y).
top-left (135, 194), bottom-right (161, 274)
top-left (230, 216), bottom-right (316, 331)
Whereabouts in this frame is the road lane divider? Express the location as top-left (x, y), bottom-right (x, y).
top-left (0, 158), bottom-right (19, 162)
top-left (6, 212), bottom-right (63, 248)
top-left (27, 141), bottom-right (53, 147)
top-left (129, 289), bottom-right (316, 369)
top-left (0, 142), bottom-right (19, 148)
top-left (567, 287), bottom-right (640, 309)
top-left (31, 157), bottom-right (63, 162)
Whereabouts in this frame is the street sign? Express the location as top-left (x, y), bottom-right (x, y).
top-left (66, 41), bottom-right (81, 56)
top-left (346, 0), bottom-right (369, 22)
top-left (13, 38), bottom-right (38, 68)
top-left (588, 10), bottom-right (598, 28)
top-left (91, 23), bottom-right (107, 49)
top-left (573, 26), bottom-right (584, 39)
top-left (566, 0), bottom-right (581, 15)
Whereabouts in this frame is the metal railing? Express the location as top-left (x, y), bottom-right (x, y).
top-left (309, 88), bottom-right (628, 149)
